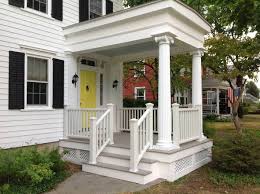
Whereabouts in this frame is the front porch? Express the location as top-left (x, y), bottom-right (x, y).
top-left (61, 0), bottom-right (212, 184)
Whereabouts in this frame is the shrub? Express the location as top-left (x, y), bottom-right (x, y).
top-left (123, 98), bottom-right (158, 107)
top-left (212, 130), bottom-right (260, 175)
top-left (0, 147), bottom-right (68, 193)
top-left (204, 114), bottom-right (218, 122)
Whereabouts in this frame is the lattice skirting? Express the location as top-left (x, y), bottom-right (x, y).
top-left (173, 148), bottom-right (212, 180)
top-left (61, 147), bottom-right (89, 164)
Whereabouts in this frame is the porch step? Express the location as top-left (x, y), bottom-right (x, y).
top-left (82, 162), bottom-right (156, 184)
top-left (98, 152), bottom-right (158, 171)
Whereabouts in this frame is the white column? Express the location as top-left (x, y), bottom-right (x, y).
top-left (191, 50), bottom-right (206, 141)
top-left (155, 35), bottom-right (174, 149)
top-left (192, 50), bottom-right (203, 106)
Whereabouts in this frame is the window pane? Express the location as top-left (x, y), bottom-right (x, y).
top-left (27, 57), bottom-right (34, 80)
top-left (40, 3), bottom-right (46, 13)
top-left (27, 0), bottom-right (33, 8)
top-left (40, 83), bottom-right (47, 93)
top-left (27, 94), bottom-right (33, 104)
top-left (27, 57), bottom-right (47, 81)
top-left (40, 94), bottom-right (46, 105)
top-left (27, 82), bottom-right (33, 93)
top-left (34, 0), bottom-right (40, 11)
top-left (39, 59), bottom-right (47, 81)
top-left (34, 94), bottom-right (40, 104)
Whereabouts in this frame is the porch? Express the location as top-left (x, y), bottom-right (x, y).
top-left (61, 0), bottom-right (212, 184)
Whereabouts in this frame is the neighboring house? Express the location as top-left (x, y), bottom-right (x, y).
top-left (123, 63), bottom-right (191, 104)
top-left (1, 0), bottom-right (213, 184)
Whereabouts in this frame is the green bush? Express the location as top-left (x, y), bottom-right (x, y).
top-left (212, 130), bottom-right (260, 175)
top-left (123, 98), bottom-right (158, 107)
top-left (0, 147), bottom-right (68, 194)
top-left (204, 114), bottom-right (218, 122)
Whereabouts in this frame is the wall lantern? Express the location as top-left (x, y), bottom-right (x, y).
top-left (112, 80), bottom-right (119, 88)
top-left (72, 73), bottom-right (79, 88)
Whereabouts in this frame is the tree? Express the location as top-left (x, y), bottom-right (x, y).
top-left (246, 81), bottom-right (260, 99)
top-left (123, 55), bottom-right (191, 101)
top-left (124, 0), bottom-right (260, 133)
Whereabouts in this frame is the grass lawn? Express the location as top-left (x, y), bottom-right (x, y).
top-left (130, 114), bottom-right (260, 194)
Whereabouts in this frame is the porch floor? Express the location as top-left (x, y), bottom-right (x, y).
top-left (113, 132), bottom-right (158, 149)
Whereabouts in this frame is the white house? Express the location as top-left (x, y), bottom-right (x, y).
top-left (0, 0), bottom-right (213, 184)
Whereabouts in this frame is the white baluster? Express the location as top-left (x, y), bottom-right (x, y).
top-left (172, 103), bottom-right (180, 148)
top-left (89, 117), bottom-right (97, 164)
top-left (107, 104), bottom-right (114, 144)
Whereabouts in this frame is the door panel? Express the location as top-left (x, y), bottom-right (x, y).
top-left (80, 70), bottom-right (96, 108)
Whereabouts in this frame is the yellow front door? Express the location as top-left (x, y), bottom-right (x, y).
top-left (80, 70), bottom-right (96, 108)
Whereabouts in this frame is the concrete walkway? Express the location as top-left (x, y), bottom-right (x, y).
top-left (46, 172), bottom-right (162, 194)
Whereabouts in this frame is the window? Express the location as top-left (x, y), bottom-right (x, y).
top-left (100, 73), bottom-right (103, 106)
top-left (90, 0), bottom-right (102, 19)
top-left (27, 0), bottom-right (48, 13)
top-left (135, 87), bottom-right (146, 100)
top-left (27, 57), bottom-right (48, 105)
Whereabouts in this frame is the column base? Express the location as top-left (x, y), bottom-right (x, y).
top-left (154, 141), bottom-right (179, 151)
top-left (198, 135), bottom-right (207, 142)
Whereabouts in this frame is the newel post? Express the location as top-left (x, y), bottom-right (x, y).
top-left (146, 103), bottom-right (154, 147)
top-left (172, 103), bottom-right (180, 148)
top-left (107, 103), bottom-right (114, 144)
top-left (89, 117), bottom-right (97, 164)
top-left (130, 118), bottom-right (138, 172)
top-left (195, 105), bottom-right (206, 141)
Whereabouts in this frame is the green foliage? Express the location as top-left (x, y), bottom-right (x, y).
top-left (212, 130), bottom-right (260, 175)
top-left (123, 98), bottom-right (157, 107)
top-left (246, 81), bottom-right (260, 98)
top-left (203, 121), bottom-right (216, 138)
top-left (0, 147), bottom-right (68, 194)
top-left (209, 168), bottom-right (260, 187)
top-left (204, 114), bottom-right (218, 121)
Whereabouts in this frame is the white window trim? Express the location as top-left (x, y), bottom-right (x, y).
top-left (23, 54), bottom-right (53, 111)
top-left (23, 0), bottom-right (52, 18)
top-left (135, 87), bottom-right (146, 100)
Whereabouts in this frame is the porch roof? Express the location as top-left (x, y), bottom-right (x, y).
top-left (63, 0), bottom-right (211, 61)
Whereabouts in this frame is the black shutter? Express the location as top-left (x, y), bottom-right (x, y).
top-left (9, 51), bottom-right (25, 110)
top-left (79, 0), bottom-right (89, 22)
top-left (106, 0), bottom-right (113, 14)
top-left (53, 58), bottom-right (64, 109)
top-left (9, 0), bottom-right (24, 7)
top-left (52, 0), bottom-right (63, 21)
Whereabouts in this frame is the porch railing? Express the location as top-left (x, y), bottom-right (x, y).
top-left (118, 108), bottom-right (158, 133)
top-left (129, 103), bottom-right (154, 172)
top-left (89, 104), bottom-right (115, 164)
top-left (172, 104), bottom-right (201, 146)
top-left (64, 108), bottom-right (107, 139)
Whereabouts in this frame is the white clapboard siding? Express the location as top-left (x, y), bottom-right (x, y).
top-left (0, 0), bottom-right (123, 148)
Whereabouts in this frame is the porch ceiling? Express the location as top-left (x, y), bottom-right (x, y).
top-left (63, 0), bottom-right (211, 61)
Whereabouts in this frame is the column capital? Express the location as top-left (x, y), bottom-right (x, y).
top-left (155, 35), bottom-right (174, 45)
top-left (190, 49), bottom-right (204, 57)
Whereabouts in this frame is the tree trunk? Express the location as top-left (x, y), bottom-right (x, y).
top-left (231, 99), bottom-right (242, 134)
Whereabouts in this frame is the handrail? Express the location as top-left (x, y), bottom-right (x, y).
top-left (89, 104), bottom-right (115, 164)
top-left (137, 109), bottom-right (150, 125)
top-left (129, 103), bottom-right (154, 172)
top-left (96, 109), bottom-right (110, 124)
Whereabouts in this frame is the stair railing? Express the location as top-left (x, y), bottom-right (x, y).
top-left (89, 104), bottom-right (115, 164)
top-left (129, 103), bottom-right (154, 172)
